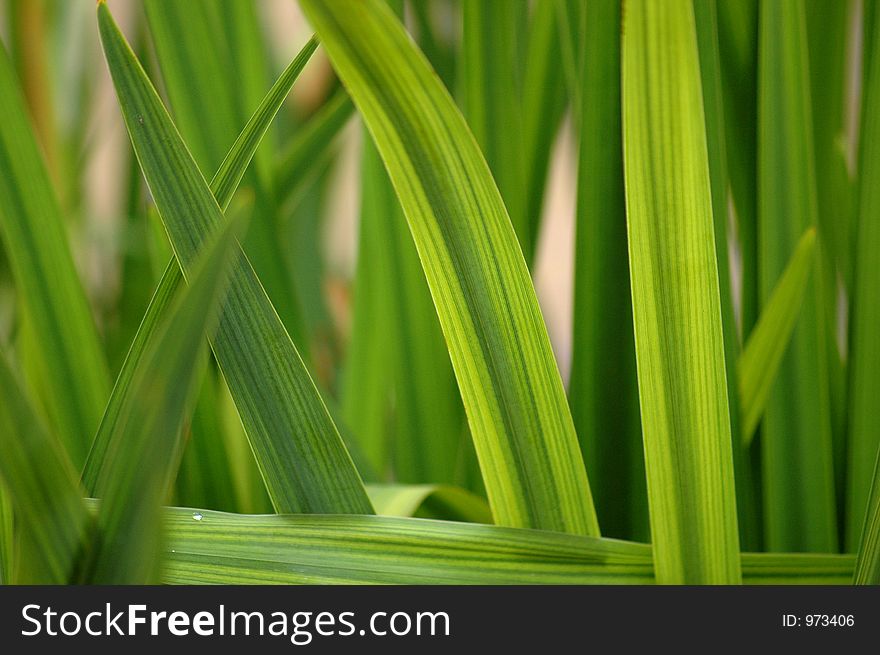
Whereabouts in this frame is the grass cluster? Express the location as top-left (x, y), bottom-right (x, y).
top-left (0, 0), bottom-right (878, 585)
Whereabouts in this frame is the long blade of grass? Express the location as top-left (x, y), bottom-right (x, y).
top-left (854, 455), bottom-right (880, 583)
top-left (276, 91), bottom-right (354, 212)
top-left (0, 41), bottom-right (109, 467)
top-left (848, 0), bottom-right (880, 555)
top-left (299, 0), bottom-right (598, 535)
top-left (144, 0), bottom-right (307, 347)
top-left (83, 37), bottom-right (318, 494)
top-left (98, 3), bottom-right (372, 515)
top-left (345, 141), bottom-right (466, 482)
top-left (717, 0), bottom-right (759, 338)
top-left (366, 484), bottom-right (491, 524)
top-left (567, 0), bottom-right (646, 542)
top-left (0, 349), bottom-right (90, 583)
top-left (83, 211), bottom-right (244, 584)
top-left (694, 0), bottom-right (760, 551)
top-left (622, 0), bottom-right (741, 583)
top-left (739, 228), bottom-right (817, 444)
top-left (460, 1), bottom-right (528, 258)
top-left (521, 0), bottom-right (568, 257)
top-left (807, 0), bottom-right (855, 291)
top-left (758, 0), bottom-right (837, 552)
top-left (0, 484), bottom-right (12, 583)
top-left (806, 0), bottom-right (853, 537)
top-left (212, 37), bottom-right (318, 206)
top-left (159, 507), bottom-right (853, 585)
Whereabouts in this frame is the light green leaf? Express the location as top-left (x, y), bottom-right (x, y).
top-left (98, 3), bottom-right (372, 515)
top-left (366, 484), bottom-right (491, 524)
top-left (0, 41), bottom-right (109, 467)
top-left (758, 0), bottom-right (837, 552)
top-left (739, 228), bottom-right (817, 444)
top-left (83, 209), bottom-right (244, 584)
top-left (622, 0), bottom-right (741, 583)
top-left (0, 349), bottom-right (90, 583)
top-left (160, 507), bottom-right (853, 585)
top-left (299, 0), bottom-right (597, 536)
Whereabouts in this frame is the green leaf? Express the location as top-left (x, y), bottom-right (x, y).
top-left (276, 90), bottom-right (354, 212)
top-left (344, 133), bottom-right (466, 484)
top-left (83, 209), bottom-right (244, 584)
top-left (849, 0), bottom-right (880, 561)
top-left (145, 0), bottom-right (307, 348)
top-left (211, 37), bottom-right (318, 207)
top-left (0, 41), bottom-right (109, 467)
top-left (717, 0), bottom-right (759, 337)
top-left (854, 458), bottom-right (880, 583)
top-left (339, 0), bottom-right (465, 489)
top-left (806, 0), bottom-right (852, 541)
top-left (566, 0), bottom-right (646, 542)
top-left (0, 349), bottom-right (90, 583)
top-left (366, 484), bottom-right (491, 524)
top-left (97, 3), bottom-right (372, 515)
top-left (521, 0), bottom-right (568, 257)
top-left (83, 39), bottom-right (316, 495)
top-left (739, 228), bottom-right (817, 444)
top-left (299, 0), bottom-right (598, 535)
top-left (758, 0), bottom-right (837, 552)
top-left (0, 483), bottom-right (12, 584)
top-left (159, 507), bottom-right (853, 585)
top-left (460, 0), bottom-right (528, 257)
top-left (622, 0), bottom-right (741, 583)
top-left (694, 0), bottom-right (760, 552)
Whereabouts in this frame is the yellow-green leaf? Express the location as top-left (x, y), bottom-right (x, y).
top-left (298, 0), bottom-right (597, 535)
top-left (622, 0), bottom-right (741, 583)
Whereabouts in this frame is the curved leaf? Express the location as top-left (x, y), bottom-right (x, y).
top-left (366, 484), bottom-right (491, 524)
top-left (298, 0), bottom-right (597, 536)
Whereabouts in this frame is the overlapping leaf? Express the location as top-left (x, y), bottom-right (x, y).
top-left (97, 3), bottom-right (372, 515)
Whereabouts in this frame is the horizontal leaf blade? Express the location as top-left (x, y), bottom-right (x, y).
top-left (159, 507), bottom-right (853, 585)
